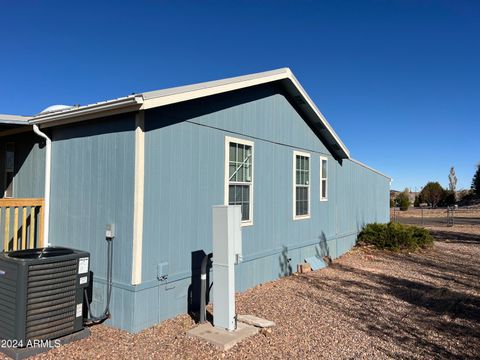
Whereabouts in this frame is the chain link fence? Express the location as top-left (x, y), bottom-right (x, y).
top-left (392, 207), bottom-right (480, 228)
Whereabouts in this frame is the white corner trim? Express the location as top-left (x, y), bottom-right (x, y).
top-left (132, 111), bottom-right (145, 285)
top-left (224, 135), bottom-right (254, 227)
top-left (320, 156), bottom-right (328, 202)
top-left (293, 150), bottom-right (311, 220)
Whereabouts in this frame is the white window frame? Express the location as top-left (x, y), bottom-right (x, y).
top-left (224, 136), bottom-right (254, 226)
top-left (320, 156), bottom-right (328, 202)
top-left (293, 150), bottom-right (311, 220)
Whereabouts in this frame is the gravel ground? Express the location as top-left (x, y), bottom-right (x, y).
top-left (2, 227), bottom-right (479, 360)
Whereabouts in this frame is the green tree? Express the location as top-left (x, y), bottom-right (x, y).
top-left (414, 195), bottom-right (420, 207)
top-left (395, 189), bottom-right (410, 211)
top-left (472, 163), bottom-right (480, 195)
top-left (442, 190), bottom-right (456, 206)
top-left (419, 182), bottom-right (445, 208)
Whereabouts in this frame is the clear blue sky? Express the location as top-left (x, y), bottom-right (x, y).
top-left (1, 1), bottom-right (479, 191)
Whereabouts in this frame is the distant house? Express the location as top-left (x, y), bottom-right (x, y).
top-left (0, 68), bottom-right (390, 332)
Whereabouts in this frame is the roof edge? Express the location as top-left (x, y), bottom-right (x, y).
top-left (350, 158), bottom-right (391, 180)
top-left (30, 95), bottom-right (143, 126)
top-left (17, 68), bottom-right (350, 159)
top-left (0, 114), bottom-right (32, 125)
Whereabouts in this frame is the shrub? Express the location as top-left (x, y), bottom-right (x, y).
top-left (357, 222), bottom-right (434, 251)
top-left (395, 190), bottom-right (410, 211)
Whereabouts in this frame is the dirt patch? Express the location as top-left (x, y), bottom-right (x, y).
top-left (2, 233), bottom-right (479, 359)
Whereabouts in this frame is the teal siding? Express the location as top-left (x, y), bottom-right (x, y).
top-left (48, 114), bottom-right (136, 331)
top-left (135, 86), bottom-right (390, 331)
top-left (0, 131), bottom-right (45, 198)
top-left (12, 85), bottom-right (389, 333)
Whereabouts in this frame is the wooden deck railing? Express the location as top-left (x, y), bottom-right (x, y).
top-left (0, 198), bottom-right (44, 252)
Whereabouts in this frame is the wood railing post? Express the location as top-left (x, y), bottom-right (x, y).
top-left (38, 203), bottom-right (45, 248)
top-left (21, 207), bottom-right (27, 250)
top-left (0, 208), bottom-right (4, 252)
top-left (13, 207), bottom-right (18, 251)
top-left (30, 206), bottom-right (35, 249)
top-left (5, 207), bottom-right (10, 251)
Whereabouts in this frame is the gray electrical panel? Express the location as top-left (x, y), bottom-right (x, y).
top-left (0, 247), bottom-right (90, 346)
top-left (212, 205), bottom-right (242, 331)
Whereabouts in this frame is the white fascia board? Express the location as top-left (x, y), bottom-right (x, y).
top-left (22, 68), bottom-right (350, 160)
top-left (350, 158), bottom-right (391, 180)
top-left (140, 71), bottom-right (289, 110)
top-left (286, 72), bottom-right (350, 159)
top-left (30, 96), bottom-right (144, 127)
top-left (0, 114), bottom-right (32, 125)
top-left (141, 68), bottom-right (350, 159)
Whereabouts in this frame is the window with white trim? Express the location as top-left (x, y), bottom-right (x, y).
top-left (4, 142), bottom-right (14, 198)
top-left (320, 156), bottom-right (328, 201)
top-left (225, 136), bottom-right (254, 225)
top-left (293, 151), bottom-right (310, 219)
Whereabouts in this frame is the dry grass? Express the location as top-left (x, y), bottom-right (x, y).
top-left (2, 227), bottom-right (479, 360)
top-left (392, 207), bottom-right (480, 219)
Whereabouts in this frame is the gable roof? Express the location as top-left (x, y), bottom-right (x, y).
top-left (5, 68), bottom-right (350, 158)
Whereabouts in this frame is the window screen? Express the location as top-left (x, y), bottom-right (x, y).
top-left (227, 140), bottom-right (253, 222)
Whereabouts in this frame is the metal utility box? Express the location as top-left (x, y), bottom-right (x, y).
top-left (0, 247), bottom-right (90, 345)
top-left (212, 205), bottom-right (242, 331)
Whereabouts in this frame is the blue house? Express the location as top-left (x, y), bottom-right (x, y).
top-left (0, 68), bottom-right (390, 333)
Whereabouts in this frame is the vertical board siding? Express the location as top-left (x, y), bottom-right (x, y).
top-left (0, 132), bottom-right (45, 198)
top-left (49, 114), bottom-right (135, 284)
top-left (137, 86), bottom-right (390, 331)
top-left (48, 114), bottom-right (136, 330)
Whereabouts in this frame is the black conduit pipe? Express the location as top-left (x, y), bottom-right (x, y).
top-left (84, 237), bottom-right (114, 325)
top-left (199, 253), bottom-right (213, 323)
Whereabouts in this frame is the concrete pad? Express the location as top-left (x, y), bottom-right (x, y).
top-left (0, 328), bottom-right (91, 360)
top-left (237, 314), bottom-right (276, 328)
top-left (187, 322), bottom-right (259, 351)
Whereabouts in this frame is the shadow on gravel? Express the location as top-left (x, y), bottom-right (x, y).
top-left (429, 229), bottom-right (480, 244)
top-left (287, 249), bottom-right (480, 359)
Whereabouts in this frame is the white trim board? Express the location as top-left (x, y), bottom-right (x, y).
top-left (132, 111), bottom-right (145, 285)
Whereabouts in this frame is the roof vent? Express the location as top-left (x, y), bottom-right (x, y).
top-left (38, 104), bottom-right (76, 115)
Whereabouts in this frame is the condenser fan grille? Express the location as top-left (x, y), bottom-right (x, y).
top-left (26, 259), bottom-right (77, 340)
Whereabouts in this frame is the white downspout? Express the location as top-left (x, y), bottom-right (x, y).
top-left (33, 124), bottom-right (51, 246)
